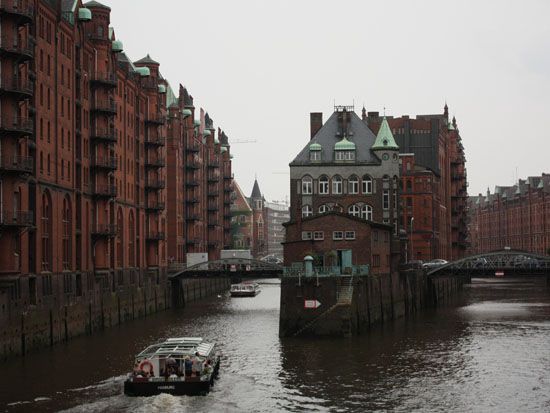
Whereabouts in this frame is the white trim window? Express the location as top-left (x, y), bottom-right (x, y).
top-left (362, 175), bottom-right (372, 194)
top-left (348, 175), bottom-right (359, 194)
top-left (361, 204), bottom-right (373, 220)
top-left (318, 176), bottom-right (329, 194)
top-left (335, 150), bottom-right (355, 161)
top-left (302, 231), bottom-right (312, 240)
top-left (302, 176), bottom-right (313, 194)
top-left (345, 231), bottom-right (356, 240)
top-left (332, 176), bottom-right (342, 194)
top-left (348, 204), bottom-right (361, 217)
top-left (319, 204), bottom-right (328, 214)
top-left (333, 231), bottom-right (344, 240)
top-left (383, 189), bottom-right (390, 210)
top-left (313, 231), bottom-right (324, 240)
top-left (310, 151), bottom-right (321, 161)
top-left (302, 205), bottom-right (312, 218)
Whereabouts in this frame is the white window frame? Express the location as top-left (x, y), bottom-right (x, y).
top-left (345, 231), bottom-right (356, 240)
top-left (313, 231), bottom-right (324, 240)
top-left (362, 176), bottom-right (372, 194)
top-left (333, 231), bottom-right (344, 240)
top-left (302, 205), bottom-right (312, 218)
top-left (361, 204), bottom-right (373, 220)
top-left (348, 204), bottom-right (360, 217)
top-left (301, 231), bottom-right (312, 240)
top-left (319, 176), bottom-right (329, 194)
top-left (302, 177), bottom-right (312, 194)
top-left (383, 189), bottom-right (390, 210)
top-left (332, 176), bottom-right (342, 194)
top-left (310, 151), bottom-right (321, 161)
top-left (319, 204), bottom-right (328, 214)
top-left (348, 176), bottom-right (359, 194)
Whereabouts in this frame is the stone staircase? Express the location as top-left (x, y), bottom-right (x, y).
top-left (292, 277), bottom-right (354, 337)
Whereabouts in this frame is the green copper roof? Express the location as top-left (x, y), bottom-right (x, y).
top-left (78, 8), bottom-right (92, 21)
top-left (372, 117), bottom-right (399, 150)
top-left (309, 142), bottom-right (322, 151)
top-left (221, 146), bottom-right (228, 153)
top-left (538, 179), bottom-right (544, 189)
top-left (334, 137), bottom-right (356, 150)
top-left (448, 121), bottom-right (455, 131)
top-left (203, 130), bottom-right (212, 137)
top-left (111, 40), bottom-right (123, 53)
top-left (135, 67), bottom-right (150, 77)
top-left (181, 108), bottom-right (192, 117)
top-left (214, 137), bottom-right (220, 144)
top-left (193, 119), bottom-right (201, 127)
top-left (158, 84), bottom-right (166, 94)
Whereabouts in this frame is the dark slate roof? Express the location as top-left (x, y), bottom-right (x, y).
top-left (205, 113), bottom-right (214, 129)
top-left (62, 0), bottom-right (77, 12)
top-left (181, 86), bottom-right (194, 107)
top-left (134, 54), bottom-right (159, 65)
top-left (84, 0), bottom-right (111, 10)
top-left (290, 111), bottom-right (379, 165)
top-left (250, 179), bottom-right (262, 199)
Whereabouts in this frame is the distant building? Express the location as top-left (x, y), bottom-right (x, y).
top-left (230, 180), bottom-right (253, 250)
top-left (468, 175), bottom-right (550, 255)
top-left (265, 200), bottom-right (290, 259)
top-left (284, 106), bottom-right (400, 274)
top-left (365, 104), bottom-right (468, 261)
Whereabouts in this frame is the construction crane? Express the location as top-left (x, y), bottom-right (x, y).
top-left (231, 139), bottom-right (257, 144)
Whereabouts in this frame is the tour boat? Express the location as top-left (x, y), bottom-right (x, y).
top-left (230, 282), bottom-right (261, 297)
top-left (124, 337), bottom-right (220, 397)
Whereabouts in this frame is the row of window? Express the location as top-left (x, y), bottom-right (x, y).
top-left (302, 231), bottom-right (356, 241)
top-left (310, 150), bottom-right (356, 161)
top-left (301, 175), bottom-right (398, 195)
top-left (302, 204), bottom-right (374, 220)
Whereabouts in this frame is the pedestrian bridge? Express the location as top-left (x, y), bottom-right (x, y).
top-left (428, 249), bottom-right (550, 277)
top-left (168, 258), bottom-right (283, 279)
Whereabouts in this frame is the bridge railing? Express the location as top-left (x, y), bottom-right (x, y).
top-left (282, 265), bottom-right (369, 277)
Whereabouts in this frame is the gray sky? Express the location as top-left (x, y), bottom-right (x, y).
top-left (109, 0), bottom-right (550, 201)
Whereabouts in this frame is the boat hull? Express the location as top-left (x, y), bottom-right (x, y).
top-left (124, 379), bottom-right (212, 396)
top-left (230, 289), bottom-right (260, 297)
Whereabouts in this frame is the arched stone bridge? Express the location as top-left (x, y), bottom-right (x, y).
top-left (169, 258), bottom-right (283, 279)
top-left (428, 249), bottom-right (550, 277)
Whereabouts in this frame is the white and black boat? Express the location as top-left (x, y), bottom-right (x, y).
top-left (124, 337), bottom-right (220, 396)
top-left (230, 282), bottom-right (261, 297)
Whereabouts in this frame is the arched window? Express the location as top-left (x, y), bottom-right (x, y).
top-left (301, 176), bottom-right (312, 194)
top-left (318, 176), bottom-right (329, 195)
top-left (348, 175), bottom-right (359, 194)
top-left (62, 196), bottom-right (72, 270)
top-left (319, 204), bottom-right (328, 214)
top-left (332, 175), bottom-right (342, 194)
top-left (129, 211), bottom-right (135, 267)
top-left (348, 204), bottom-right (361, 217)
top-left (393, 176), bottom-right (399, 188)
top-left (333, 203), bottom-right (343, 213)
top-left (41, 191), bottom-right (52, 271)
top-left (116, 208), bottom-right (123, 268)
top-left (302, 205), bottom-right (312, 218)
top-left (362, 175), bottom-right (372, 194)
top-left (361, 204), bottom-right (373, 221)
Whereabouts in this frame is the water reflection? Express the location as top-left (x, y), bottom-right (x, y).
top-left (0, 278), bottom-right (549, 412)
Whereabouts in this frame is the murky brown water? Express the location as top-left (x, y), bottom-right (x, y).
top-left (1, 278), bottom-right (549, 412)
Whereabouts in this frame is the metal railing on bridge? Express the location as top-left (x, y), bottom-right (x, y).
top-left (282, 265), bottom-right (370, 277)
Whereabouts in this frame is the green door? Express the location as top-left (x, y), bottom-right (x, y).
top-left (341, 250), bottom-right (352, 274)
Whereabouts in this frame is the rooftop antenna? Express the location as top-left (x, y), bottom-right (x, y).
top-left (383, 106), bottom-right (386, 116)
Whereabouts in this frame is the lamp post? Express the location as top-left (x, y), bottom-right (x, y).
top-left (410, 217), bottom-right (415, 261)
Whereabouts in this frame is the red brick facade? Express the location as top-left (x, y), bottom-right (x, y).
top-left (468, 175), bottom-right (550, 255)
top-left (0, 1), bottom-right (231, 311)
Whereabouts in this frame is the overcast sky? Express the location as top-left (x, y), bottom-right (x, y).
top-left (108, 0), bottom-right (550, 202)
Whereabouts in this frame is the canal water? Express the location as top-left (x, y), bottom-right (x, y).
top-left (1, 278), bottom-right (549, 412)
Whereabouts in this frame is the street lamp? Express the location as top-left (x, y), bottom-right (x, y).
top-left (410, 217), bottom-right (414, 261)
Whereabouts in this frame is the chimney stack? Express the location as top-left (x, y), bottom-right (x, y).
top-left (310, 112), bottom-right (323, 140)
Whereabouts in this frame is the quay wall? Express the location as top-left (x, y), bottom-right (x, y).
top-left (279, 271), bottom-right (463, 337)
top-left (0, 273), bottom-right (230, 360)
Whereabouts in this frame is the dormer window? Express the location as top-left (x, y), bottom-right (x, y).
top-left (309, 142), bottom-right (322, 161)
top-left (335, 150), bottom-right (355, 161)
top-left (334, 137), bottom-right (356, 161)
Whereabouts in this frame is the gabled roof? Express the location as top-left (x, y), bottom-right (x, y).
top-left (134, 54), bottom-right (159, 65)
top-left (84, 0), bottom-right (110, 10)
top-left (372, 117), bottom-right (399, 150)
top-left (291, 111), bottom-right (380, 165)
top-left (231, 181), bottom-right (253, 213)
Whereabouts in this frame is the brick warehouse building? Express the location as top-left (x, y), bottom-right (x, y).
top-left (468, 174), bottom-right (550, 255)
top-left (284, 106), bottom-right (400, 274)
top-left (365, 104), bottom-right (468, 261)
top-left (0, 0), bottom-right (231, 333)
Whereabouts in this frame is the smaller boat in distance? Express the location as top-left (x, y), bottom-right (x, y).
top-left (230, 282), bottom-right (261, 297)
top-left (124, 337), bottom-right (220, 396)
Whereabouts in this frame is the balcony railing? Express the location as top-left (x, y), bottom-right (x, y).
top-left (141, 78), bottom-right (158, 90)
top-left (186, 238), bottom-right (200, 245)
top-left (92, 184), bottom-right (117, 198)
top-left (223, 174), bottom-right (233, 180)
top-left (0, 210), bottom-right (33, 227)
top-left (0, 36), bottom-right (33, 59)
top-left (90, 127), bottom-right (117, 143)
top-left (0, 0), bottom-right (35, 22)
top-left (144, 136), bottom-right (165, 146)
top-left (92, 156), bottom-right (117, 170)
top-left (91, 223), bottom-right (117, 237)
top-left (0, 155), bottom-right (33, 173)
top-left (0, 77), bottom-right (33, 97)
top-left (145, 201), bottom-right (165, 211)
top-left (208, 221), bottom-right (219, 227)
top-left (207, 174), bottom-right (220, 182)
top-left (91, 99), bottom-right (117, 114)
top-left (282, 265), bottom-right (370, 277)
top-left (145, 157), bottom-right (165, 168)
top-left (146, 231), bottom-right (165, 241)
top-left (186, 214), bottom-right (200, 221)
top-left (186, 180), bottom-right (199, 187)
top-left (145, 114), bottom-right (165, 125)
top-left (0, 116), bottom-right (33, 135)
top-left (145, 179), bottom-right (165, 190)
top-left (207, 204), bottom-right (218, 211)
top-left (208, 161), bottom-right (219, 168)
top-left (207, 191), bottom-right (219, 198)
top-left (185, 198), bottom-right (199, 204)
top-left (186, 162), bottom-right (200, 170)
top-left (186, 144), bottom-right (200, 152)
top-left (90, 72), bottom-right (117, 87)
